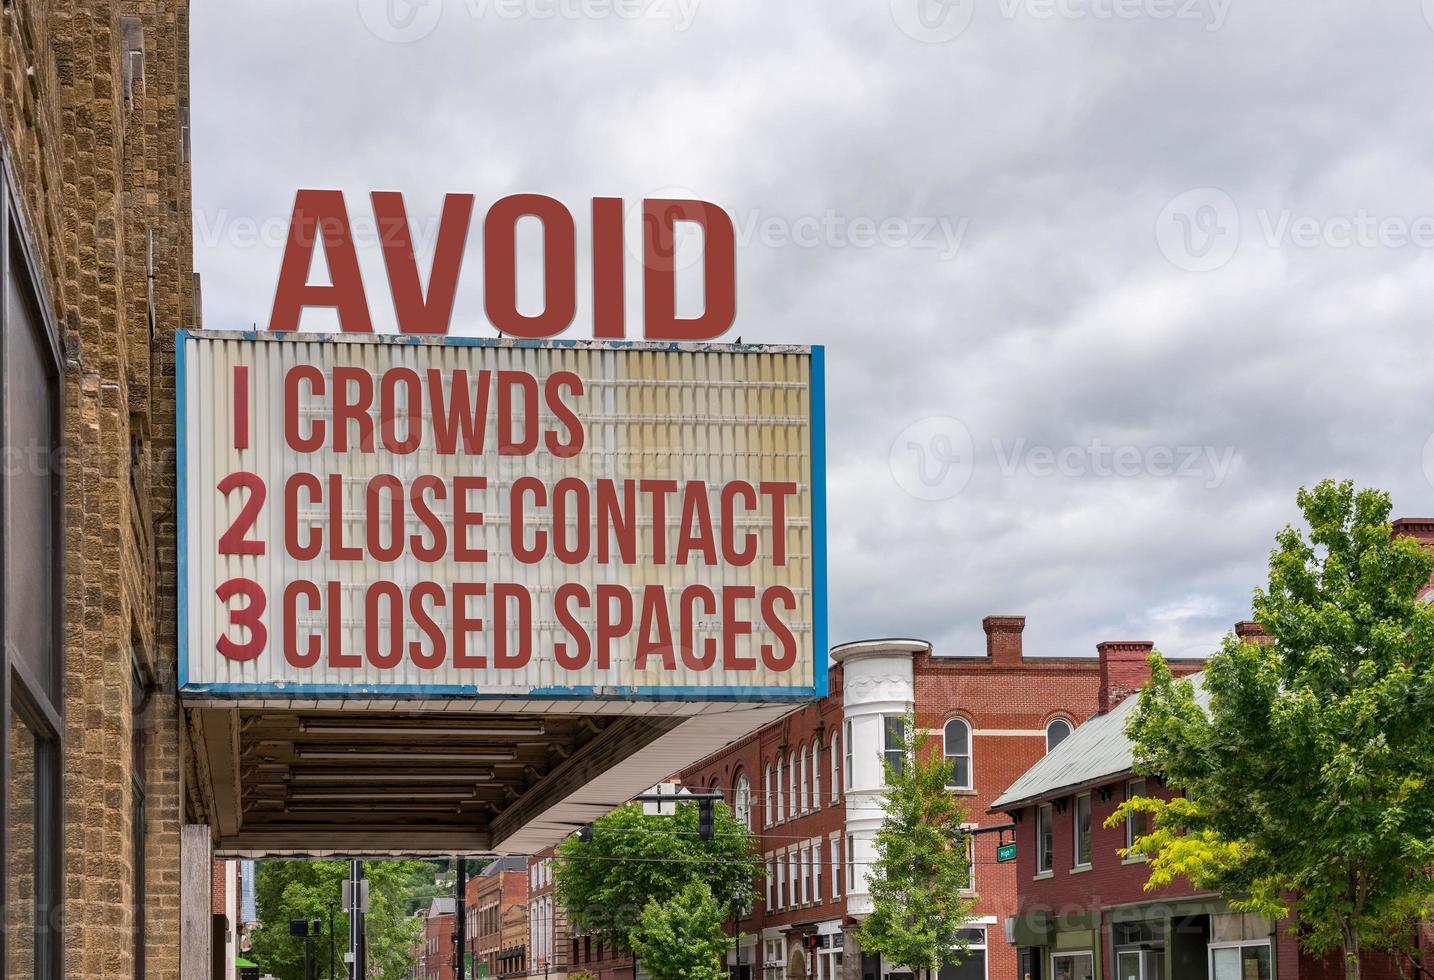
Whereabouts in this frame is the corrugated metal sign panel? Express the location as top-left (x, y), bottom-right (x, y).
top-left (178, 331), bottom-right (826, 702)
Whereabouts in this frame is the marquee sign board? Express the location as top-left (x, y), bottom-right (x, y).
top-left (177, 331), bottom-right (826, 702)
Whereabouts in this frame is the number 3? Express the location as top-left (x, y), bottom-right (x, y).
top-left (216, 578), bottom-right (267, 662)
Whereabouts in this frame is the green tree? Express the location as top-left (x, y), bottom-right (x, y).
top-left (1111, 481), bottom-right (1434, 980)
top-left (857, 710), bottom-right (979, 980)
top-left (553, 799), bottom-right (762, 960)
top-left (629, 882), bottom-right (734, 980)
top-left (248, 860), bottom-right (432, 980)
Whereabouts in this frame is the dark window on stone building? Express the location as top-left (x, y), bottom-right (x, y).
top-left (2, 169), bottom-right (65, 980)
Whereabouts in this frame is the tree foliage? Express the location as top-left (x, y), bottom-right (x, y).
top-left (1111, 481), bottom-right (1434, 980)
top-left (629, 882), bottom-right (734, 980)
top-left (857, 710), bottom-right (979, 979)
top-left (248, 860), bottom-right (436, 980)
top-left (552, 800), bottom-right (762, 957)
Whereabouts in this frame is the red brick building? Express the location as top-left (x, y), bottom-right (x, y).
top-left (420, 897), bottom-right (457, 980)
top-left (993, 580), bottom-right (1433, 980)
top-left (679, 619), bottom-right (1181, 980)
top-left (466, 856), bottom-right (530, 978)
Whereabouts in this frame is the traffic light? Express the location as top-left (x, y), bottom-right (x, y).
top-left (289, 919), bottom-right (311, 937)
top-left (698, 798), bottom-right (715, 841)
top-left (803, 935), bottom-right (819, 951)
top-left (577, 824), bottom-right (593, 843)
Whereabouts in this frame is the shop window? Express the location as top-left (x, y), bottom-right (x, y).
top-left (1073, 793), bottom-right (1092, 868)
top-left (1053, 952), bottom-right (1095, 980)
top-left (944, 718), bottom-right (972, 789)
top-left (1036, 804), bottom-right (1054, 873)
top-left (1046, 718), bottom-right (1073, 752)
top-left (937, 927), bottom-right (987, 980)
top-left (1210, 943), bottom-right (1271, 980)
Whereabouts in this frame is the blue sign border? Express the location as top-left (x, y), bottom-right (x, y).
top-left (176, 330), bottom-right (829, 703)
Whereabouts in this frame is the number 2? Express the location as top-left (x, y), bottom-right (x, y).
top-left (218, 471), bottom-right (267, 555)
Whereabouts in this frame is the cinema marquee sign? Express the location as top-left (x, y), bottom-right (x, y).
top-left (177, 331), bottom-right (827, 702)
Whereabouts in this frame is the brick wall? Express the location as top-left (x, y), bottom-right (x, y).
top-left (0, 3), bottom-right (193, 978)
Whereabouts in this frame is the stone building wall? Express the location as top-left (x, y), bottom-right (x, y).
top-left (0, 3), bottom-right (193, 978)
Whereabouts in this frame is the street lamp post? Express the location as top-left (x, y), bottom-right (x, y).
top-left (327, 900), bottom-right (337, 980)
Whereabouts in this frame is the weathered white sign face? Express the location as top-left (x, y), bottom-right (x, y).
top-left (178, 332), bottom-right (826, 702)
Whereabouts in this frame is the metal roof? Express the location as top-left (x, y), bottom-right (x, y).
top-left (991, 673), bottom-right (1207, 811)
top-left (429, 897), bottom-right (455, 917)
top-left (480, 855), bottom-right (529, 876)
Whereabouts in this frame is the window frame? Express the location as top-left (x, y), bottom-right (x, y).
top-left (811, 737), bottom-right (821, 807)
top-left (843, 721), bottom-right (853, 790)
top-left (829, 731), bottom-right (839, 802)
top-left (943, 717), bottom-right (973, 790)
top-left (1036, 803), bottom-right (1054, 873)
top-left (2, 160), bottom-right (67, 980)
top-left (880, 714), bottom-right (905, 781)
top-left (1124, 778), bottom-right (1147, 857)
top-left (1073, 793), bottom-right (1092, 869)
top-left (1046, 718), bottom-right (1073, 752)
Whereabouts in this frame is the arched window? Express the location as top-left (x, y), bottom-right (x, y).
top-left (764, 764), bottom-right (774, 827)
top-left (830, 731), bottom-right (839, 802)
top-left (799, 747), bottom-right (809, 813)
top-left (1046, 718), bottom-right (1073, 753)
top-left (788, 751), bottom-right (797, 820)
top-left (735, 772), bottom-right (751, 829)
top-left (811, 737), bottom-right (821, 806)
top-left (775, 758), bottom-right (784, 823)
top-left (944, 718), bottom-right (972, 789)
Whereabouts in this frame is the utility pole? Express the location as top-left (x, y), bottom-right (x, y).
top-left (347, 860), bottom-right (367, 980)
top-left (327, 899), bottom-right (337, 980)
top-left (455, 856), bottom-right (467, 980)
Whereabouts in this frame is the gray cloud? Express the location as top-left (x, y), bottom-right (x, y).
top-left (191, 0), bottom-right (1434, 662)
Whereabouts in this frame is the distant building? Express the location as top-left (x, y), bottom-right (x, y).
top-left (678, 621), bottom-right (1194, 980)
top-left (420, 897), bottom-right (457, 980)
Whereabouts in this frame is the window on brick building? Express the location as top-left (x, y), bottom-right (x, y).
top-left (766, 854), bottom-right (775, 909)
top-left (788, 751), bottom-right (797, 818)
top-left (776, 757), bottom-right (785, 822)
top-left (830, 833), bottom-right (841, 898)
top-left (4, 179), bottom-right (64, 980)
top-left (1037, 803), bottom-right (1054, 873)
top-left (776, 854), bottom-right (786, 909)
top-left (799, 747), bottom-right (809, 813)
top-left (1046, 718), bottom-right (1073, 752)
top-left (814, 839), bottom-right (823, 902)
top-left (943, 718), bottom-right (972, 789)
top-left (764, 764), bottom-right (774, 827)
top-left (1124, 778), bottom-right (1148, 857)
top-left (735, 772), bottom-right (751, 829)
top-left (811, 737), bottom-right (821, 805)
top-left (846, 834), bottom-right (858, 891)
top-left (1074, 793), bottom-right (1092, 867)
top-left (830, 732), bottom-right (840, 802)
top-left (843, 723), bottom-right (853, 791)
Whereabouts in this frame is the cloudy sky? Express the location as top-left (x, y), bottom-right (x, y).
top-left (190, 0), bottom-right (1434, 662)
